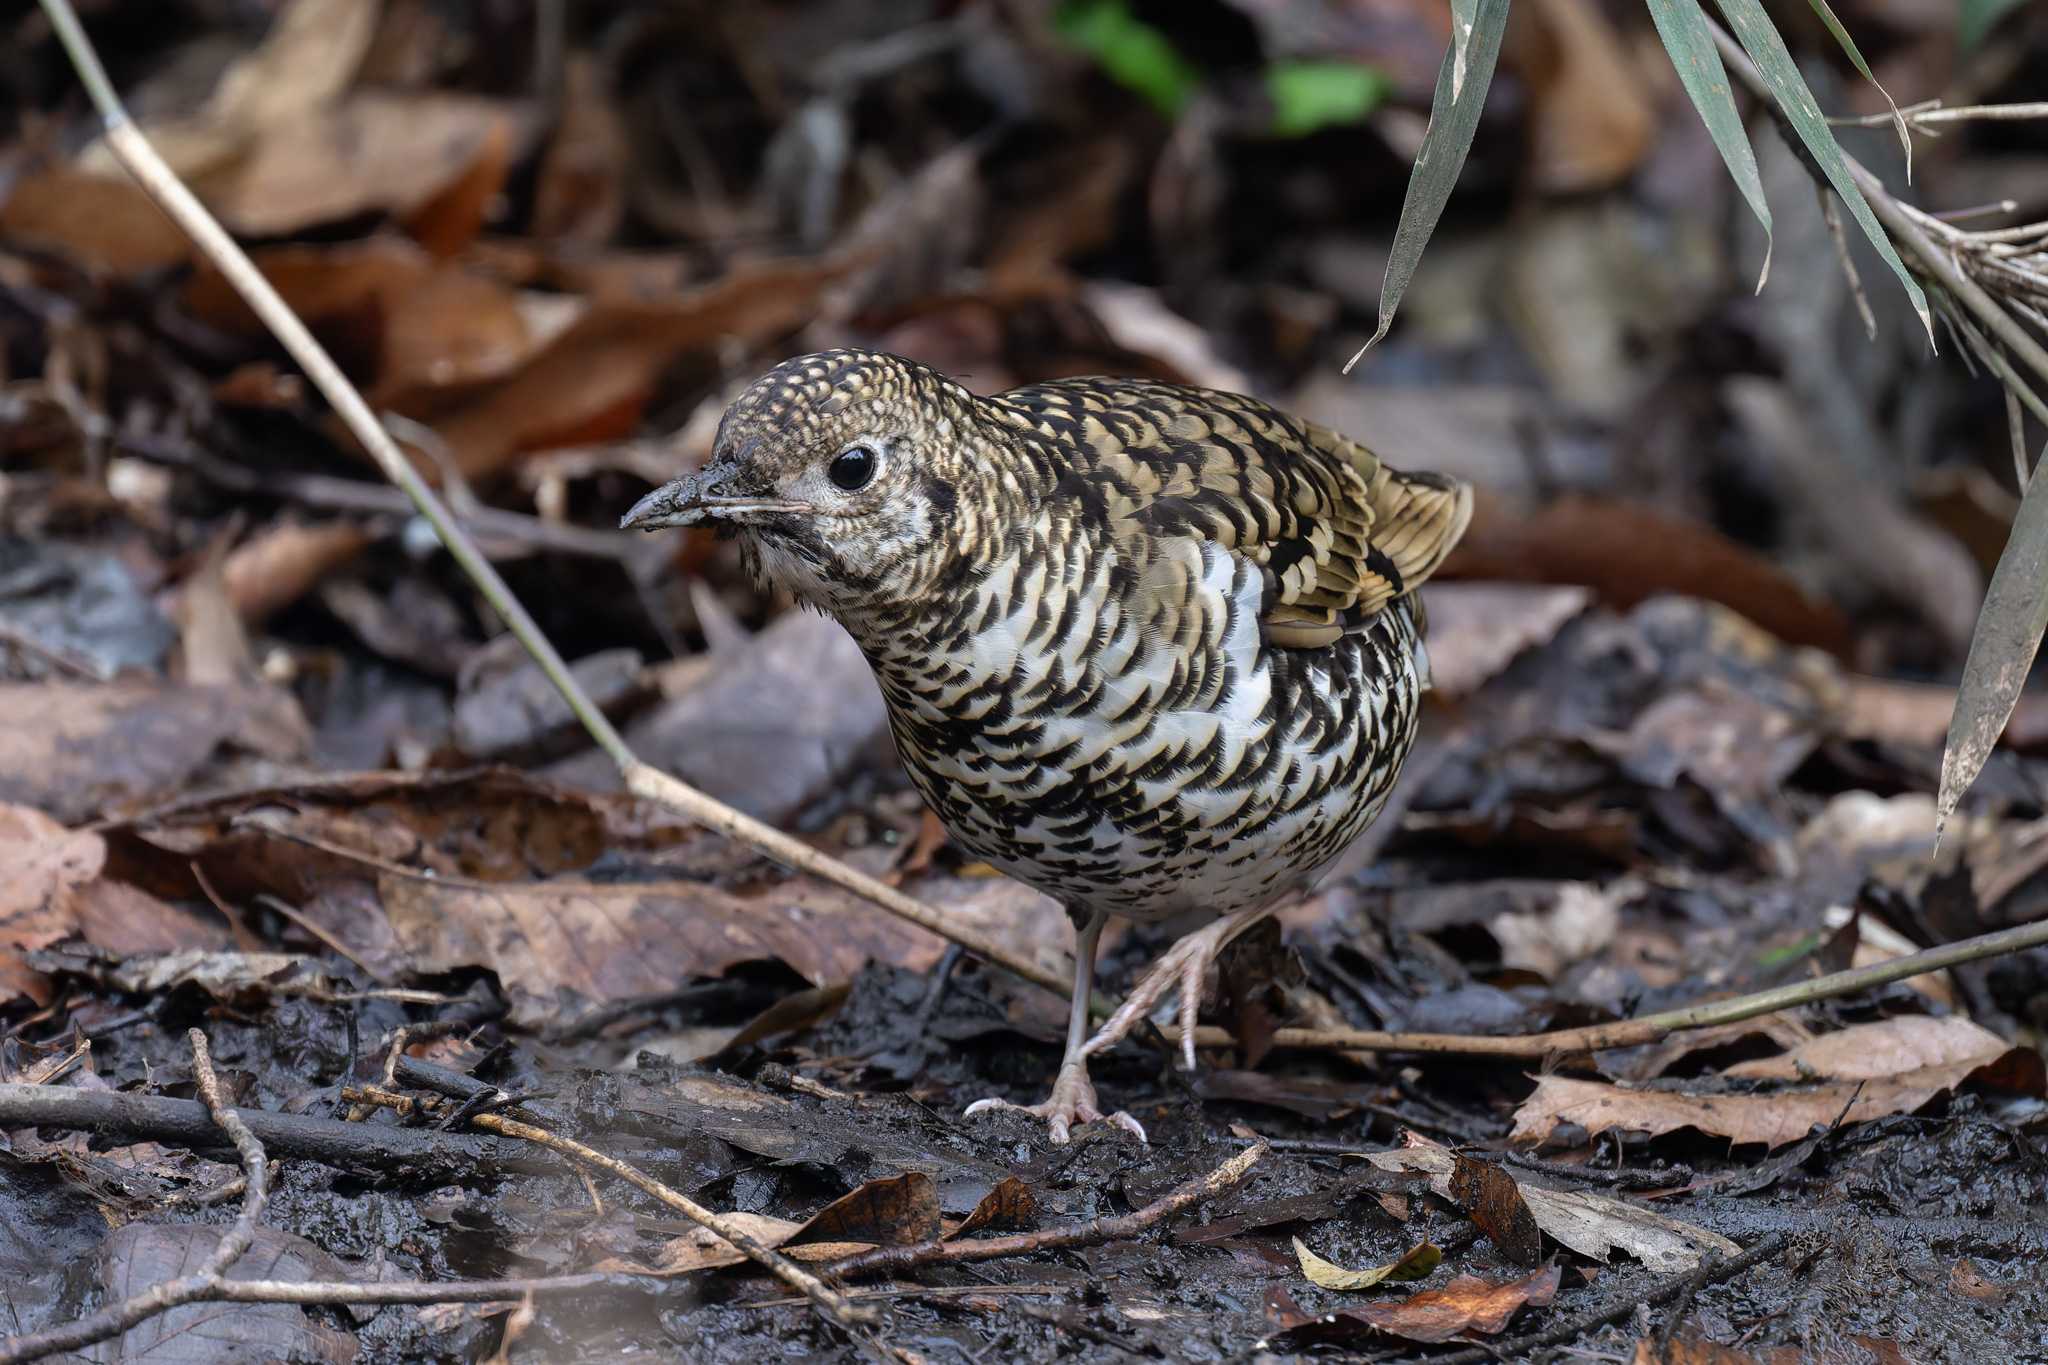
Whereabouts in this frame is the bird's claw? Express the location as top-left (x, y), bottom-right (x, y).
top-left (1079, 909), bottom-right (1271, 1070)
top-left (965, 1059), bottom-right (1147, 1145)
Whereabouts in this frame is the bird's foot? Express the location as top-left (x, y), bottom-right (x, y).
top-left (964, 1057), bottom-right (1147, 1145)
top-left (1079, 908), bottom-right (1273, 1071)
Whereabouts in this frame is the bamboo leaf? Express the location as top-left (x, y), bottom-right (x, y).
top-left (1803, 0), bottom-right (1911, 177)
top-left (1644, 0), bottom-right (1773, 291)
top-left (1712, 0), bottom-right (1933, 344)
top-left (1941, 438), bottom-right (2048, 835)
top-left (1345, 0), bottom-right (1508, 370)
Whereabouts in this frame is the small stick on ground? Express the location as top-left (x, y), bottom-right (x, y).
top-left (0, 1082), bottom-right (540, 1179)
top-left (0, 1031), bottom-right (270, 1365)
top-left (827, 1142), bottom-right (1267, 1282)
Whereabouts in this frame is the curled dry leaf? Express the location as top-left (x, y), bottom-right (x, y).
top-left (1366, 1134), bottom-right (1738, 1271)
top-left (784, 1173), bottom-right (941, 1248)
top-left (1291, 1236), bottom-right (1441, 1291)
top-left (1447, 1153), bottom-right (1544, 1266)
top-left (949, 1176), bottom-right (1040, 1239)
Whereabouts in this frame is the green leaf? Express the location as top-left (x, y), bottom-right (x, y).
top-left (1054, 0), bottom-right (1201, 118)
top-left (1941, 439), bottom-right (2048, 835)
top-left (1345, 0), bottom-right (1509, 369)
top-left (1960, 0), bottom-right (2028, 50)
top-left (1802, 0), bottom-right (1910, 177)
top-left (1266, 60), bottom-right (1390, 138)
top-left (1644, 0), bottom-right (1773, 290)
top-left (1712, 0), bottom-right (1933, 344)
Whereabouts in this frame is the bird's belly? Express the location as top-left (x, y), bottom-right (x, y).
top-left (890, 601), bottom-right (1425, 923)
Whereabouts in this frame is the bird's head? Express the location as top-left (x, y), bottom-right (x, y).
top-left (622, 350), bottom-right (988, 615)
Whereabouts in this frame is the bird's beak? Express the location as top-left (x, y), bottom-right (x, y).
top-left (620, 463), bottom-right (812, 530)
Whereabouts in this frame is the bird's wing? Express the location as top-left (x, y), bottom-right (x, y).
top-left (998, 380), bottom-right (1473, 649)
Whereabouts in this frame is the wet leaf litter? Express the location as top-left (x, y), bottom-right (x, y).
top-left (2, 0), bottom-right (2046, 1361)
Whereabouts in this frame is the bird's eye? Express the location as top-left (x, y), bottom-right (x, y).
top-left (828, 445), bottom-right (878, 492)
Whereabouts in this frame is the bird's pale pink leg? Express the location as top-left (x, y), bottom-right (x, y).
top-left (1079, 907), bottom-right (1274, 1071)
top-left (965, 909), bottom-right (1146, 1144)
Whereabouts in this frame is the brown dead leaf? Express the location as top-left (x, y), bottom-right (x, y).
top-left (0, 682), bottom-right (306, 823)
top-left (1339, 1265), bottom-right (1560, 1344)
top-left (785, 1173), bottom-right (941, 1248)
top-left (0, 169), bottom-right (192, 275)
top-left (380, 869), bottom-right (944, 1028)
top-left (0, 804), bottom-right (97, 1004)
top-left (192, 94), bottom-right (531, 238)
top-left (949, 1176), bottom-right (1040, 1239)
top-left (1949, 1259), bottom-right (2007, 1303)
top-left (220, 520), bottom-right (377, 625)
top-left (1448, 1154), bottom-right (1544, 1266)
top-left (1511, 1042), bottom-right (2044, 1149)
top-left (1445, 492), bottom-right (1853, 655)
top-left (1366, 1135), bottom-right (1739, 1270)
top-left (1517, 0), bottom-right (1656, 192)
top-left (1721, 1016), bottom-right (2018, 1083)
top-left (1292, 1237), bottom-right (1440, 1291)
top-left (184, 240), bottom-right (537, 409)
top-left (1422, 583), bottom-right (1593, 699)
top-left (1597, 1013), bottom-right (1814, 1083)
top-left (428, 254), bottom-right (857, 479)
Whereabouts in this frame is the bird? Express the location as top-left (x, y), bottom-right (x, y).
top-left (623, 349), bottom-right (1471, 1144)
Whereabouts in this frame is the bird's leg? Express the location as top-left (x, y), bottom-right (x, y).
top-left (1079, 906), bottom-right (1275, 1071)
top-left (964, 908), bottom-right (1146, 1145)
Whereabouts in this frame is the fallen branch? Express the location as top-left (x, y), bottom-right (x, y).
top-left (1169, 916), bottom-right (2048, 1059)
top-left (0, 1031), bottom-right (269, 1365)
top-left (825, 1141), bottom-right (1266, 1282)
top-left (31, 0), bottom-right (1072, 1010)
top-left (0, 1082), bottom-right (539, 1180)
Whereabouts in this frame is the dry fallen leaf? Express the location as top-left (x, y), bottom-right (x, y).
top-left (1720, 1016), bottom-right (2017, 1083)
top-left (0, 682), bottom-right (308, 823)
top-left (381, 869), bottom-right (944, 1029)
top-left (1367, 1135), bottom-right (1740, 1271)
top-left (1422, 582), bottom-right (1593, 699)
top-left (1292, 1237), bottom-right (1441, 1291)
top-left (1511, 1041), bottom-right (2044, 1150)
top-left (0, 803), bottom-right (98, 1004)
top-left (1348, 1264), bottom-right (1560, 1343)
top-left (1633, 1337), bottom-right (1762, 1365)
top-left (784, 1173), bottom-right (941, 1248)
top-left (949, 1176), bottom-right (1040, 1239)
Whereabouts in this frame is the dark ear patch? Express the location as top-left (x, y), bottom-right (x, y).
top-left (925, 476), bottom-right (958, 521)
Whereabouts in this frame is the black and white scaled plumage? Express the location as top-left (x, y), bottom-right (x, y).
top-left (624, 349), bottom-right (1472, 1143)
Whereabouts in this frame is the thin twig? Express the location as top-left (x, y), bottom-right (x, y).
top-left (826, 1142), bottom-right (1266, 1281)
top-left (30, 0), bottom-right (1074, 1011)
top-left (1832, 100), bottom-right (2048, 128)
top-left (1168, 916), bottom-right (2048, 1058)
top-left (0, 1031), bottom-right (270, 1365)
top-left (446, 1107), bottom-right (876, 1332)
